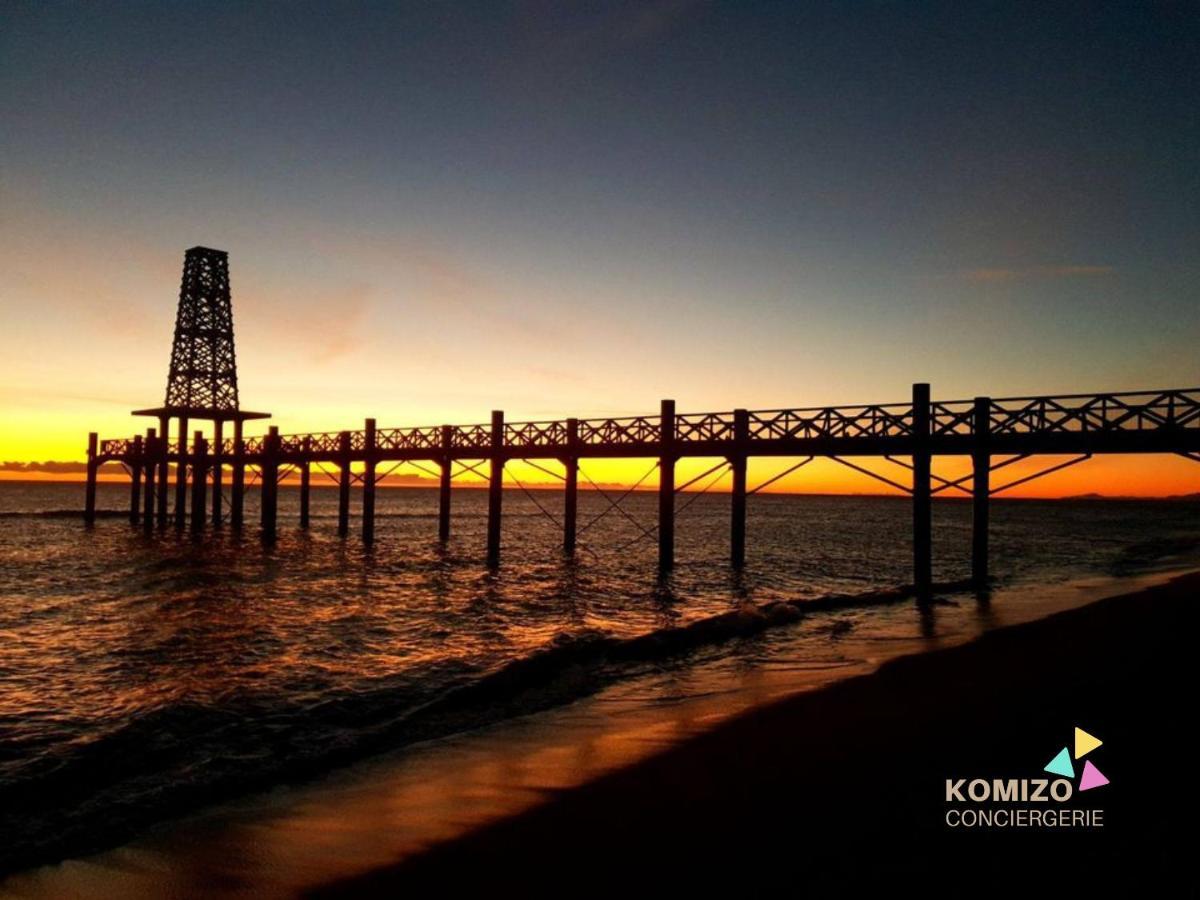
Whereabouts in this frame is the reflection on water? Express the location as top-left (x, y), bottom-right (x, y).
top-left (0, 481), bottom-right (1197, 876)
top-left (3, 570), bottom-right (1181, 900)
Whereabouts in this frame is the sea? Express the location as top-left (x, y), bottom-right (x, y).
top-left (1, 480), bottom-right (1197, 879)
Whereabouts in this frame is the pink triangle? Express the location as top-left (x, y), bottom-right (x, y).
top-left (1079, 759), bottom-right (1109, 791)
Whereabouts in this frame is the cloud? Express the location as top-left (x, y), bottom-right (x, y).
top-left (240, 280), bottom-right (374, 365)
top-left (2, 461), bottom-right (89, 473)
top-left (302, 229), bottom-right (574, 346)
top-left (307, 284), bottom-right (372, 363)
top-left (958, 265), bottom-right (1115, 283)
top-left (0, 385), bottom-right (147, 408)
top-left (1038, 265), bottom-right (1116, 278)
top-left (621, 0), bottom-right (708, 45)
top-left (509, 0), bottom-right (708, 76)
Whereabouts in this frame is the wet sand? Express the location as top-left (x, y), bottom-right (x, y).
top-left (316, 571), bottom-right (1199, 895)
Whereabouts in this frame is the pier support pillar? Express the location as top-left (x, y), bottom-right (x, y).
top-left (487, 410), bottom-right (504, 567)
top-left (730, 408), bottom-right (749, 568)
top-left (174, 415), bottom-right (189, 530)
top-left (231, 419), bottom-right (245, 530)
top-left (129, 435), bottom-right (143, 526)
top-left (337, 431), bottom-right (351, 538)
top-left (972, 396), bottom-right (991, 588)
top-left (157, 414), bottom-right (170, 526)
top-left (143, 428), bottom-right (156, 531)
top-left (438, 425), bottom-right (452, 541)
top-left (912, 383), bottom-right (932, 599)
top-left (191, 431), bottom-right (207, 533)
top-left (658, 399), bottom-right (676, 572)
top-left (299, 436), bottom-right (311, 529)
top-left (261, 426), bottom-right (279, 543)
top-left (363, 419), bottom-right (377, 546)
top-left (173, 416), bottom-right (190, 530)
top-left (563, 418), bottom-right (579, 556)
top-left (84, 432), bottom-right (98, 526)
top-left (211, 420), bottom-right (223, 527)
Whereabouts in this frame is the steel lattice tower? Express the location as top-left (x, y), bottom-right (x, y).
top-left (164, 247), bottom-right (239, 413)
top-left (134, 247), bottom-right (269, 529)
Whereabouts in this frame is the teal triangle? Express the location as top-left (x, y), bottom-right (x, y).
top-left (1044, 746), bottom-right (1074, 778)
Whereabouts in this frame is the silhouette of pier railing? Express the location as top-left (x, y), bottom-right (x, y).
top-left (88, 385), bottom-right (1200, 597)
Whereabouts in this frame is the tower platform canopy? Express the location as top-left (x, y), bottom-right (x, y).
top-left (133, 406), bottom-right (271, 422)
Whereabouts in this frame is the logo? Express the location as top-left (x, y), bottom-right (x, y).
top-left (944, 724), bottom-right (1108, 829)
top-left (1044, 726), bottom-right (1109, 791)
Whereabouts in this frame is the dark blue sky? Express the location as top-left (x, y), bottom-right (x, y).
top-left (2, 1), bottom-right (1197, 454)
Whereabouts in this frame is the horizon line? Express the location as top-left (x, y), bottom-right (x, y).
top-left (5, 475), bottom-right (1196, 502)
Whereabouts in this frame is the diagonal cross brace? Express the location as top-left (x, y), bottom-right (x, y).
top-left (828, 456), bottom-right (912, 494)
top-left (452, 459), bottom-right (489, 481)
top-left (748, 457), bottom-right (814, 495)
top-left (886, 455), bottom-right (973, 497)
top-left (990, 454), bottom-right (1092, 495)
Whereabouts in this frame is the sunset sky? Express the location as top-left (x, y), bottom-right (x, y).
top-left (1, 2), bottom-right (1196, 496)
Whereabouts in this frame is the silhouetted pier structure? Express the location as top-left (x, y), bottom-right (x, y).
top-left (82, 249), bottom-right (1200, 596)
top-left (89, 386), bottom-right (1200, 594)
top-left (123, 246), bottom-right (270, 534)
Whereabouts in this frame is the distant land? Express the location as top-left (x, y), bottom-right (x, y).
top-left (1061, 492), bottom-right (1200, 502)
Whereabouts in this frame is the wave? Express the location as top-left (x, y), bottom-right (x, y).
top-left (0, 509), bottom-right (123, 519)
top-left (0, 577), bottom-right (970, 876)
top-left (1108, 536), bottom-right (1200, 574)
top-left (0, 509), bottom-right (548, 521)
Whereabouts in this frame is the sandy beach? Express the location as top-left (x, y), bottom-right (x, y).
top-left (313, 571), bottom-right (1199, 896)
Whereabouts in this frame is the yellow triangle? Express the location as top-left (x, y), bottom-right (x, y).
top-left (1074, 726), bottom-right (1102, 759)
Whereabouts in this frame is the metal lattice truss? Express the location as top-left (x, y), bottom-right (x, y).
top-left (164, 247), bottom-right (239, 413)
top-left (101, 388), bottom-right (1200, 463)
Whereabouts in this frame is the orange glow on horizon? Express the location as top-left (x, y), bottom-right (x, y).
top-left (3, 453), bottom-right (1196, 499)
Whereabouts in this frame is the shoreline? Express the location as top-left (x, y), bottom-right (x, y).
top-left (317, 569), bottom-right (1200, 894)
top-left (3, 566), bottom-right (1192, 897)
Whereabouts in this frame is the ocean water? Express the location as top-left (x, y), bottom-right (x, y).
top-left (1, 481), bottom-right (1197, 875)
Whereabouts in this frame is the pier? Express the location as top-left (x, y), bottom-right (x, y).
top-left (82, 248), bottom-right (1200, 597)
top-left (88, 386), bottom-right (1200, 596)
